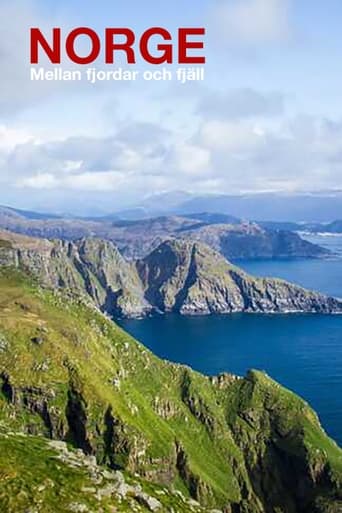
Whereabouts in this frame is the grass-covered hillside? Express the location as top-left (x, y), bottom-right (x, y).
top-left (0, 268), bottom-right (342, 512)
top-left (0, 429), bottom-right (215, 513)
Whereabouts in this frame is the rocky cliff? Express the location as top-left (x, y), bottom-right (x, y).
top-left (137, 239), bottom-right (342, 315)
top-left (0, 267), bottom-right (341, 512)
top-left (0, 230), bottom-right (150, 318)
top-left (0, 230), bottom-right (340, 319)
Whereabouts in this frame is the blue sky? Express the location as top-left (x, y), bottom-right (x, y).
top-left (1, 0), bottom-right (342, 214)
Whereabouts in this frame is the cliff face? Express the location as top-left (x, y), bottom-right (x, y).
top-left (0, 231), bottom-right (150, 318)
top-left (137, 239), bottom-right (342, 315)
top-left (0, 268), bottom-right (341, 512)
top-left (0, 231), bottom-right (341, 319)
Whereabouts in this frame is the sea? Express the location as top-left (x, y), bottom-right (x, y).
top-left (119, 234), bottom-right (342, 445)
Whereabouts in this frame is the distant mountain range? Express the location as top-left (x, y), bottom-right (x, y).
top-left (0, 204), bottom-right (62, 221)
top-left (0, 205), bottom-right (331, 261)
top-left (260, 220), bottom-right (342, 234)
top-left (4, 190), bottom-right (342, 222)
top-left (104, 191), bottom-right (342, 223)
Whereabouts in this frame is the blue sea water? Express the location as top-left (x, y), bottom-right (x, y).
top-left (119, 235), bottom-right (342, 445)
top-left (238, 234), bottom-right (342, 299)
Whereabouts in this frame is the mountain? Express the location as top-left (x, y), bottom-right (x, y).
top-left (183, 212), bottom-right (241, 225)
top-left (260, 220), bottom-right (342, 235)
top-left (301, 220), bottom-right (342, 234)
top-left (0, 206), bottom-right (330, 260)
top-left (0, 266), bottom-right (341, 512)
top-left (258, 221), bottom-right (307, 232)
top-left (321, 220), bottom-right (342, 233)
top-left (171, 192), bottom-right (342, 223)
top-left (0, 230), bottom-right (340, 319)
top-left (136, 239), bottom-right (341, 315)
top-left (0, 204), bottom-right (62, 221)
top-left (0, 230), bottom-right (150, 319)
top-left (179, 222), bottom-right (328, 260)
top-left (0, 206), bottom-right (100, 240)
top-left (138, 191), bottom-right (195, 213)
top-left (97, 192), bottom-right (195, 221)
top-left (121, 191), bottom-right (342, 223)
top-left (4, 190), bottom-right (342, 223)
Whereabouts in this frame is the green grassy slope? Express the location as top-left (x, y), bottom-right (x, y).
top-left (0, 430), bottom-right (216, 513)
top-left (0, 268), bottom-right (341, 513)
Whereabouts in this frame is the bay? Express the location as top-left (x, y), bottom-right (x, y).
top-left (119, 235), bottom-right (342, 445)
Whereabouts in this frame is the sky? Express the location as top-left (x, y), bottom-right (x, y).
top-left (1, 0), bottom-right (342, 214)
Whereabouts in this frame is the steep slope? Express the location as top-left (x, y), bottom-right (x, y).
top-left (0, 268), bottom-right (341, 512)
top-left (0, 230), bottom-right (341, 318)
top-left (136, 240), bottom-right (342, 315)
top-left (0, 230), bottom-right (150, 318)
top-left (0, 430), bottom-right (209, 513)
top-left (0, 427), bottom-right (214, 513)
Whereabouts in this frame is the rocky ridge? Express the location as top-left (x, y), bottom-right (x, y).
top-left (137, 239), bottom-right (341, 316)
top-left (0, 231), bottom-right (149, 318)
top-left (0, 230), bottom-right (340, 319)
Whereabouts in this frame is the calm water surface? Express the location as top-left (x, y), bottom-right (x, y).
top-left (119, 235), bottom-right (342, 444)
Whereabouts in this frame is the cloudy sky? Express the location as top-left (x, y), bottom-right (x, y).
top-left (1, 0), bottom-right (342, 214)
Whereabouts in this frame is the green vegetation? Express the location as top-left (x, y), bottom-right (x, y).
top-left (0, 430), bottom-right (211, 513)
top-left (0, 267), bottom-right (341, 512)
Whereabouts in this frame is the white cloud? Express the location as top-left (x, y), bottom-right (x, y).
top-left (0, 125), bottom-right (37, 151)
top-left (61, 160), bottom-right (83, 173)
top-left (198, 120), bottom-right (264, 153)
top-left (211, 0), bottom-right (291, 45)
top-left (18, 173), bottom-right (58, 189)
top-left (2, 109), bottom-right (342, 201)
top-left (169, 144), bottom-right (211, 176)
